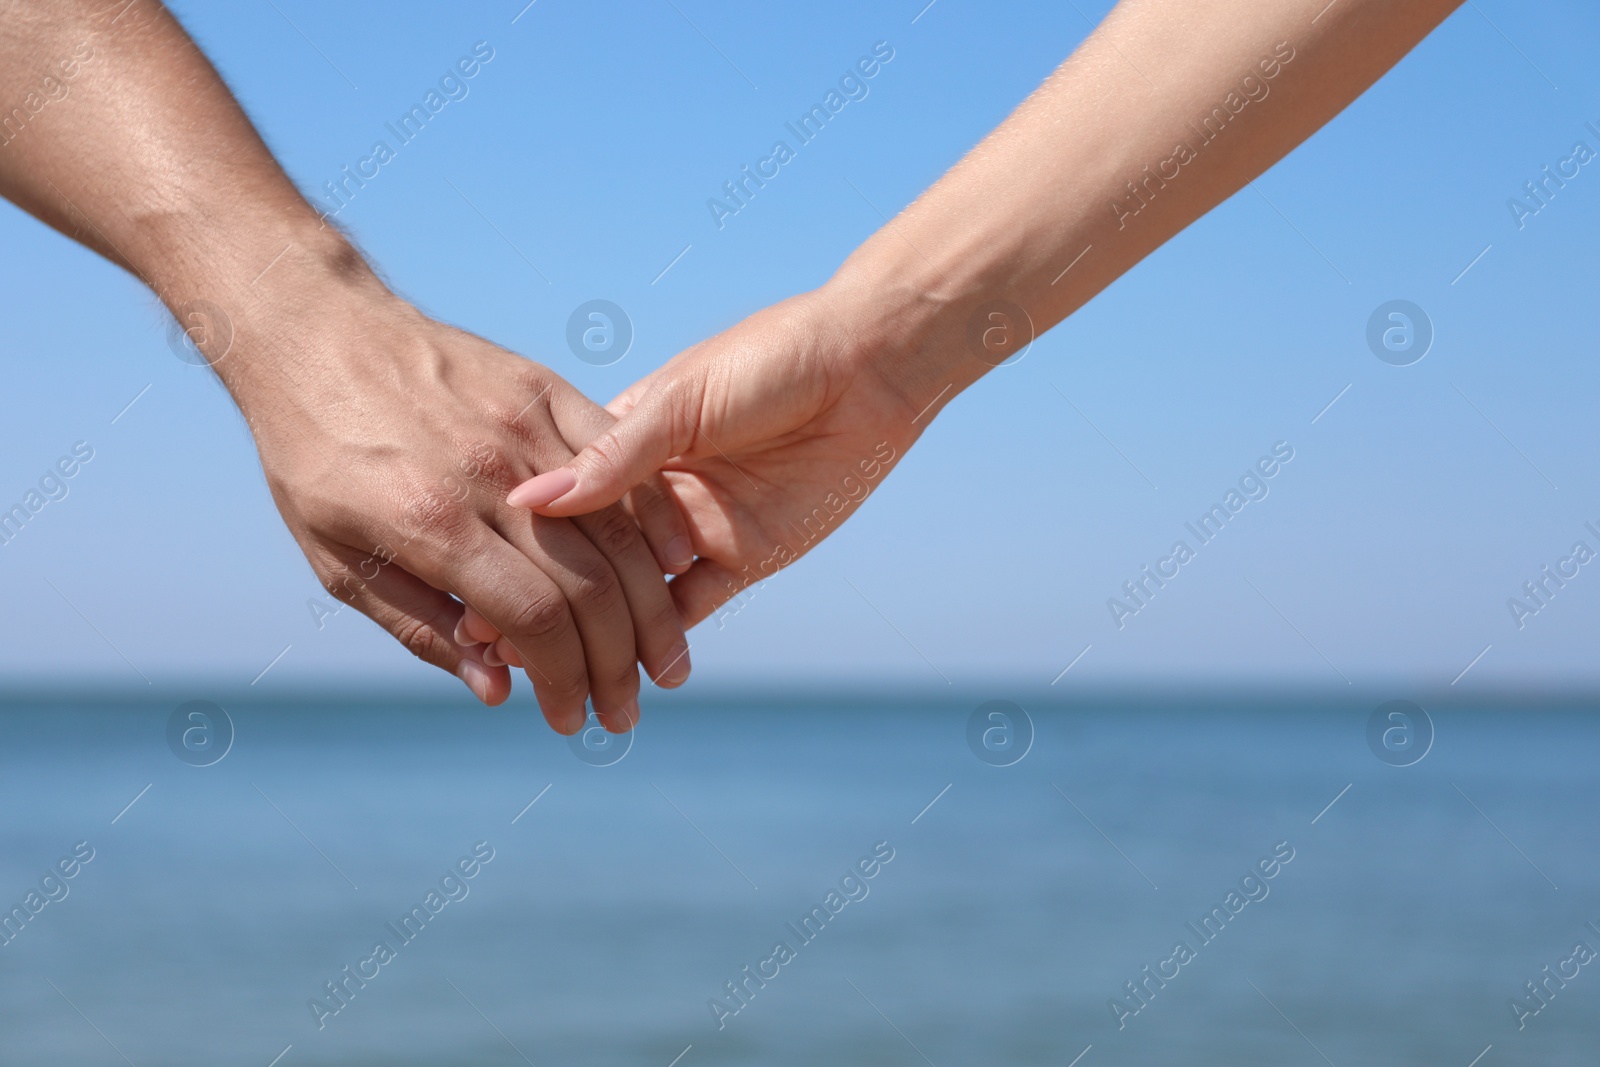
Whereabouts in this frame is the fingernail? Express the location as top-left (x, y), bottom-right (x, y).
top-left (453, 617), bottom-right (476, 647)
top-left (507, 468), bottom-right (578, 509)
top-left (559, 707), bottom-right (587, 735)
top-left (607, 697), bottom-right (640, 733)
top-left (498, 640), bottom-right (524, 669)
top-left (457, 660), bottom-right (492, 703)
top-left (664, 535), bottom-right (693, 569)
top-left (659, 642), bottom-right (691, 685)
top-left (482, 646), bottom-right (507, 668)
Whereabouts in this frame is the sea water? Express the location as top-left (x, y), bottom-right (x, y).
top-left (0, 690), bottom-right (1595, 1065)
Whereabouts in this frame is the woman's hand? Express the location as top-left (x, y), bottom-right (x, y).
top-left (501, 286), bottom-right (933, 627)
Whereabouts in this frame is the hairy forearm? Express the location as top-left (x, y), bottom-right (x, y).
top-left (0, 0), bottom-right (375, 398)
top-left (829, 0), bottom-right (1463, 407)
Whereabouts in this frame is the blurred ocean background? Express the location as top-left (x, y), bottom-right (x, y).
top-left (2, 691), bottom-right (1596, 1066)
top-left (4, 0), bottom-right (1600, 1062)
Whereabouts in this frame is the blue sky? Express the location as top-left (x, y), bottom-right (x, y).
top-left (2, 0), bottom-right (1598, 695)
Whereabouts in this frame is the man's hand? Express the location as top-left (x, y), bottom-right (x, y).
top-left (230, 269), bottom-right (691, 734)
top-left (0, 0), bottom-right (692, 733)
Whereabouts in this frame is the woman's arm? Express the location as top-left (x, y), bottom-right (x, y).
top-left (509, 0), bottom-right (1465, 626)
top-left (829, 0), bottom-right (1465, 413)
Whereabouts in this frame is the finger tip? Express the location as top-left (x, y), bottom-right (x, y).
top-left (654, 644), bottom-right (692, 688)
top-left (663, 536), bottom-right (694, 571)
top-left (487, 665), bottom-right (513, 705)
top-left (549, 707), bottom-right (586, 736)
top-left (458, 659), bottom-right (508, 705)
top-left (599, 698), bottom-right (640, 733)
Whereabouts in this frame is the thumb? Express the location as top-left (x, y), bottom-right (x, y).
top-left (508, 386), bottom-right (692, 516)
top-left (608, 345), bottom-right (698, 417)
top-left (605, 373), bottom-right (655, 419)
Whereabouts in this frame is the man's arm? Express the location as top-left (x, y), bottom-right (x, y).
top-left (0, 0), bottom-right (368, 351)
top-left (0, 0), bottom-right (691, 732)
top-left (508, 0), bottom-right (1464, 626)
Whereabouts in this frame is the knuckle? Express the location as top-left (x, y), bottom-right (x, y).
top-left (461, 441), bottom-right (518, 491)
top-left (310, 557), bottom-right (364, 606)
top-left (579, 429), bottom-right (626, 478)
top-left (306, 557), bottom-right (341, 595)
top-left (589, 508), bottom-right (642, 559)
top-left (490, 371), bottom-right (553, 430)
top-left (398, 483), bottom-right (473, 546)
top-left (505, 589), bottom-right (571, 640)
top-left (644, 594), bottom-right (684, 639)
top-left (567, 556), bottom-right (621, 611)
top-left (549, 670), bottom-right (588, 701)
top-left (533, 650), bottom-right (587, 698)
top-left (392, 614), bottom-right (446, 666)
top-left (488, 401), bottom-right (531, 436)
top-left (514, 365), bottom-right (551, 398)
top-left (322, 577), bottom-right (356, 605)
top-left (656, 378), bottom-right (703, 453)
top-left (605, 660), bottom-right (639, 693)
top-left (628, 481), bottom-right (674, 524)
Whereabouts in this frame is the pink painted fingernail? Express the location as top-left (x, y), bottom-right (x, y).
top-left (457, 660), bottom-right (492, 703)
top-left (507, 468), bottom-right (578, 509)
top-left (664, 536), bottom-right (693, 569)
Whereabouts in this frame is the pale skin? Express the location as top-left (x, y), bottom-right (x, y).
top-left (0, 0), bottom-right (699, 734)
top-left (500, 0), bottom-right (1467, 639)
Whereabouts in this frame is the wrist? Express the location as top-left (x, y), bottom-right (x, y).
top-left (820, 243), bottom-right (1017, 421)
top-left (157, 222), bottom-right (399, 404)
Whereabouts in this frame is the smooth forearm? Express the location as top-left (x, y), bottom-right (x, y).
top-left (826, 0), bottom-right (1462, 408)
